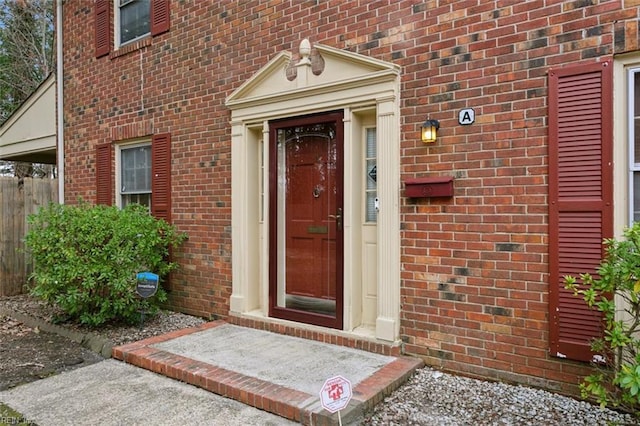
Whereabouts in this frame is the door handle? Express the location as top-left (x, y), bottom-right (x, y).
top-left (328, 208), bottom-right (342, 231)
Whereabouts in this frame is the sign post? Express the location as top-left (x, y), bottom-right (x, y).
top-left (319, 375), bottom-right (352, 425)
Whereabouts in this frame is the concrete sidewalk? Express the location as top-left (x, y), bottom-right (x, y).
top-left (0, 359), bottom-right (295, 425)
top-left (0, 321), bottom-right (422, 425)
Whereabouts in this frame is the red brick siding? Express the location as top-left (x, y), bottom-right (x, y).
top-left (61, 1), bottom-right (640, 396)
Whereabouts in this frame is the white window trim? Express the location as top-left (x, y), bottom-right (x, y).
top-left (114, 0), bottom-right (150, 49)
top-left (115, 139), bottom-right (151, 209)
top-left (628, 67), bottom-right (640, 227)
top-left (613, 57), bottom-right (636, 236)
top-left (613, 57), bottom-right (640, 327)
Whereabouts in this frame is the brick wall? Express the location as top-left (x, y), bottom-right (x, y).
top-left (397, 0), bottom-right (640, 395)
top-left (62, 0), bottom-right (640, 395)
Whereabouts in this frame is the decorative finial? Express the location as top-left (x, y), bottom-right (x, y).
top-left (298, 38), bottom-right (311, 65)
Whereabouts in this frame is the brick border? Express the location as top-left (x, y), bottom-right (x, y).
top-left (113, 320), bottom-right (423, 425)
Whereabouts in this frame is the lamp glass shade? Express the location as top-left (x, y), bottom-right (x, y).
top-left (421, 121), bottom-right (438, 143)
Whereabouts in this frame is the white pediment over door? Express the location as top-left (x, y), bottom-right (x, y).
top-left (226, 39), bottom-right (400, 110)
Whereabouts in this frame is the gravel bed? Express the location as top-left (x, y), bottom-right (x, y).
top-left (0, 294), bottom-right (206, 345)
top-left (1, 294), bottom-right (638, 424)
top-left (364, 367), bottom-right (638, 425)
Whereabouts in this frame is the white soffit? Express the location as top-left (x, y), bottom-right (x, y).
top-left (0, 74), bottom-right (56, 163)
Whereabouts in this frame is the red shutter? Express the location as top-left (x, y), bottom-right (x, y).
top-left (150, 0), bottom-right (170, 36)
top-left (94, 0), bottom-right (110, 58)
top-left (96, 143), bottom-right (113, 205)
top-left (548, 61), bottom-right (613, 362)
top-left (151, 133), bottom-right (171, 222)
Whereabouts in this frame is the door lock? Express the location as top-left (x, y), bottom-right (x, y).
top-left (328, 207), bottom-right (343, 231)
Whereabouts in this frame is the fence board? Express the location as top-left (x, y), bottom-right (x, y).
top-left (0, 177), bottom-right (58, 296)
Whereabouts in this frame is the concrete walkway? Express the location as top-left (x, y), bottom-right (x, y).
top-left (0, 359), bottom-right (295, 425)
top-left (1, 320), bottom-right (422, 425)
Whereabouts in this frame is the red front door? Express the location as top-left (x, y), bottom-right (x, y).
top-left (269, 111), bottom-right (344, 329)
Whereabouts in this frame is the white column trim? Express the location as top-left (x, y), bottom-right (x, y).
top-left (230, 121), bottom-right (247, 313)
top-left (375, 99), bottom-right (400, 341)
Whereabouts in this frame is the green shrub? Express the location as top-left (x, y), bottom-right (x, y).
top-left (564, 223), bottom-right (640, 416)
top-left (24, 201), bottom-right (187, 326)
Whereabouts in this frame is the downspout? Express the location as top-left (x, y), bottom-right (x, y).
top-left (56, 0), bottom-right (64, 203)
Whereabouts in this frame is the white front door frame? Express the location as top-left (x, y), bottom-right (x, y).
top-left (226, 40), bottom-right (401, 342)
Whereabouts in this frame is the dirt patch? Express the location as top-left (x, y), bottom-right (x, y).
top-left (0, 316), bottom-right (104, 391)
top-left (0, 295), bottom-right (207, 392)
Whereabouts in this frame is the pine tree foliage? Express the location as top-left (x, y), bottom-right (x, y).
top-left (0, 0), bottom-right (54, 122)
top-left (0, 0), bottom-right (55, 177)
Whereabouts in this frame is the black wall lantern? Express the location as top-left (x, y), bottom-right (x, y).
top-left (421, 119), bottom-right (440, 143)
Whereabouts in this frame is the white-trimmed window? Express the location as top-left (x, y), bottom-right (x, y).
top-left (629, 68), bottom-right (640, 224)
top-left (95, 0), bottom-right (169, 58)
top-left (117, 142), bottom-right (151, 209)
top-left (117, 0), bottom-right (151, 46)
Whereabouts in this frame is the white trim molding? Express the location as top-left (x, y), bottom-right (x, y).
top-left (225, 39), bottom-right (401, 343)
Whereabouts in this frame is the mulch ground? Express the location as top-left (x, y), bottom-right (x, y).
top-left (0, 316), bottom-right (103, 391)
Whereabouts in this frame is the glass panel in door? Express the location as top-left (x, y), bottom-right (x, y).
top-left (269, 111), bottom-right (344, 329)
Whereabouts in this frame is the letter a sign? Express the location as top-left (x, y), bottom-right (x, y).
top-left (458, 108), bottom-right (475, 125)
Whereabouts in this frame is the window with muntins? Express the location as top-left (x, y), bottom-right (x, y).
top-left (96, 134), bottom-right (171, 222)
top-left (119, 143), bottom-right (151, 209)
top-left (629, 69), bottom-right (640, 224)
top-left (94, 0), bottom-right (170, 57)
top-left (119, 0), bottom-right (150, 45)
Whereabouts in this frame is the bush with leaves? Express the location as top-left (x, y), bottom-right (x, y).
top-left (564, 223), bottom-right (640, 416)
top-left (24, 202), bottom-right (187, 326)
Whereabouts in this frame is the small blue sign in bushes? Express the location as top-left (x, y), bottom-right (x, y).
top-left (136, 272), bottom-right (159, 298)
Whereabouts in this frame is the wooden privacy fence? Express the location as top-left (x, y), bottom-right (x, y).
top-left (0, 177), bottom-right (58, 296)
